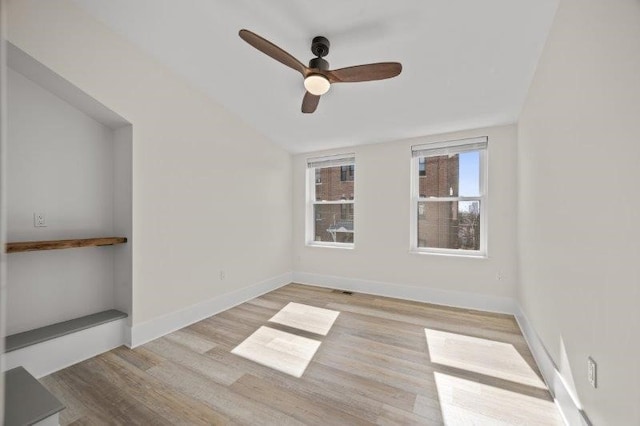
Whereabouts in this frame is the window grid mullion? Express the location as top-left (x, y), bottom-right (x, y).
top-left (417, 196), bottom-right (482, 203)
top-left (313, 200), bottom-right (355, 205)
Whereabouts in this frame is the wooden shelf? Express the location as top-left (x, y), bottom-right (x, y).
top-left (5, 237), bottom-right (127, 253)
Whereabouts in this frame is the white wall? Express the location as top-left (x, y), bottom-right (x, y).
top-left (293, 125), bottom-right (518, 308)
top-left (1, 0), bottom-right (9, 419)
top-left (6, 68), bottom-right (117, 334)
top-left (6, 0), bottom-right (292, 326)
top-left (518, 0), bottom-right (640, 423)
top-left (113, 125), bottom-right (133, 321)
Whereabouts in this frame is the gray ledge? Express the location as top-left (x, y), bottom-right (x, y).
top-left (5, 309), bottom-right (127, 353)
top-left (4, 366), bottom-right (65, 426)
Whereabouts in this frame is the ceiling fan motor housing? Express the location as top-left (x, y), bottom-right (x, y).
top-left (311, 36), bottom-right (330, 57)
top-left (309, 57), bottom-right (329, 71)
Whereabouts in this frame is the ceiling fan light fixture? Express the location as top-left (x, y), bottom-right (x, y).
top-left (304, 74), bottom-right (330, 96)
top-left (239, 29), bottom-right (402, 113)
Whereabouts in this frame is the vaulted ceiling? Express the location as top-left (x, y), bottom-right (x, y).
top-left (72, 0), bottom-right (558, 153)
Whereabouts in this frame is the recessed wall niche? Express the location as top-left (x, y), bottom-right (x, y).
top-left (5, 44), bottom-right (132, 342)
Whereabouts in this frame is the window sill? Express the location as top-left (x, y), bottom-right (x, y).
top-left (409, 249), bottom-right (487, 259)
top-left (306, 242), bottom-right (354, 250)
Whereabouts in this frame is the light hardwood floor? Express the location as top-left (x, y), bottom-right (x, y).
top-left (41, 284), bottom-right (564, 425)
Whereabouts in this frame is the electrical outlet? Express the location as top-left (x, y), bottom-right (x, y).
top-left (219, 270), bottom-right (226, 280)
top-left (587, 357), bottom-right (597, 388)
top-left (34, 212), bottom-right (47, 227)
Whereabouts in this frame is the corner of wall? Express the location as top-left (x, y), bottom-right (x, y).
top-left (514, 304), bottom-right (590, 426)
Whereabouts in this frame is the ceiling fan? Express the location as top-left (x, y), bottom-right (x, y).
top-left (239, 29), bottom-right (402, 114)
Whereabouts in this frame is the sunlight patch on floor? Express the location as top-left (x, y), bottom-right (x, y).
top-left (425, 328), bottom-right (546, 388)
top-left (434, 372), bottom-right (564, 425)
top-left (231, 326), bottom-right (321, 378)
top-left (268, 302), bottom-right (340, 336)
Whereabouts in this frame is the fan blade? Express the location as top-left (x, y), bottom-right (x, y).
top-left (302, 92), bottom-right (320, 113)
top-left (239, 29), bottom-right (307, 76)
top-left (327, 62), bottom-right (402, 83)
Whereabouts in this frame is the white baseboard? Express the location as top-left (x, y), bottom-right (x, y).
top-left (128, 272), bottom-right (292, 348)
top-left (293, 271), bottom-right (591, 425)
top-left (2, 318), bottom-right (126, 379)
top-left (1, 269), bottom-right (587, 426)
top-left (514, 305), bottom-right (591, 426)
top-left (292, 271), bottom-right (517, 314)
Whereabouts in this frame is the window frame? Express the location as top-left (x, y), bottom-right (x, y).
top-left (306, 154), bottom-right (356, 249)
top-left (409, 137), bottom-right (488, 257)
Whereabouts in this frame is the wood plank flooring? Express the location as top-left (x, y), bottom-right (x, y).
top-left (40, 284), bottom-right (564, 425)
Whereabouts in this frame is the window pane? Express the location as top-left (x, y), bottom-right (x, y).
top-left (314, 204), bottom-right (354, 243)
top-left (459, 151), bottom-right (480, 196)
top-left (417, 151), bottom-right (480, 197)
top-left (417, 201), bottom-right (480, 250)
top-left (314, 166), bottom-right (355, 201)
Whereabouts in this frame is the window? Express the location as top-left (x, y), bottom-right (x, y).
top-left (410, 137), bottom-right (487, 256)
top-left (340, 165), bottom-right (354, 182)
top-left (307, 154), bottom-right (355, 247)
top-left (419, 158), bottom-right (426, 176)
top-left (341, 204), bottom-right (353, 220)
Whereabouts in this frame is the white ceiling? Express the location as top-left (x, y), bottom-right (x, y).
top-left (71, 0), bottom-right (558, 153)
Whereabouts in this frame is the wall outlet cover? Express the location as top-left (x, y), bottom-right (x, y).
top-left (34, 212), bottom-right (47, 227)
